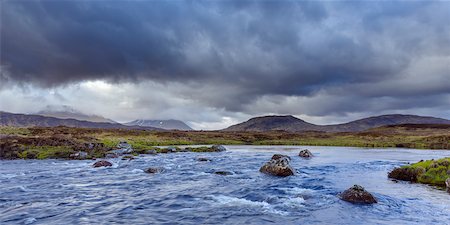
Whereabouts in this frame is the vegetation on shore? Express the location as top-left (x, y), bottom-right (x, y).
top-left (1, 124), bottom-right (450, 159)
top-left (389, 158), bottom-right (450, 187)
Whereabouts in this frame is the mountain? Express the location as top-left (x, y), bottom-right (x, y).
top-left (223, 114), bottom-right (450, 132)
top-left (224, 115), bottom-right (319, 132)
top-left (36, 105), bottom-right (116, 123)
top-left (0, 111), bottom-right (161, 130)
top-left (125, 119), bottom-right (193, 131)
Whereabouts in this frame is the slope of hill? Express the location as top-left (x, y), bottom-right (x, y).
top-left (36, 106), bottom-right (116, 123)
top-left (324, 114), bottom-right (450, 132)
top-left (223, 114), bottom-right (450, 132)
top-left (0, 112), bottom-right (161, 130)
top-left (125, 119), bottom-right (193, 131)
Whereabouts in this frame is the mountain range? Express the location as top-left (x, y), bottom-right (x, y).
top-left (223, 114), bottom-right (450, 132)
top-left (0, 111), bottom-right (161, 130)
top-left (125, 119), bottom-right (192, 131)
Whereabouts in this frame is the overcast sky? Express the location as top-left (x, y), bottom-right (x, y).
top-left (1, 0), bottom-right (449, 130)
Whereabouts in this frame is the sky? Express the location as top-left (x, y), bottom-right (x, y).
top-left (1, 0), bottom-right (450, 130)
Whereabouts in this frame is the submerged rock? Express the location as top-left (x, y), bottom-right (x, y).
top-left (259, 154), bottom-right (295, 177)
top-left (93, 160), bottom-right (112, 168)
top-left (145, 167), bottom-right (164, 174)
top-left (214, 171), bottom-right (233, 176)
top-left (197, 157), bottom-right (211, 162)
top-left (340, 185), bottom-right (377, 204)
top-left (298, 149), bottom-right (313, 158)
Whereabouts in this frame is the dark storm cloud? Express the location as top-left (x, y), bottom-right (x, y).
top-left (1, 0), bottom-right (450, 116)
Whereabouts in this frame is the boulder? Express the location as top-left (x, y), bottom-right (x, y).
top-left (211, 145), bottom-right (226, 152)
top-left (259, 154), bottom-right (295, 177)
top-left (93, 160), bottom-right (112, 168)
top-left (446, 178), bottom-right (450, 193)
top-left (214, 171), bottom-right (233, 176)
top-left (340, 185), bottom-right (377, 204)
top-left (145, 167), bottom-right (164, 174)
top-left (298, 149), bottom-right (313, 158)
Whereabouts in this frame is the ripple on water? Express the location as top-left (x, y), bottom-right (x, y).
top-left (1, 146), bottom-right (450, 225)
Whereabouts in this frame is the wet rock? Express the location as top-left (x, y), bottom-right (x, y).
top-left (167, 147), bottom-right (178, 153)
top-left (446, 178), bottom-right (450, 193)
top-left (259, 154), bottom-right (295, 177)
top-left (340, 185), bottom-right (377, 204)
top-left (93, 160), bottom-right (112, 168)
top-left (69, 151), bottom-right (88, 160)
top-left (214, 171), bottom-right (233, 176)
top-left (388, 167), bottom-right (425, 182)
top-left (197, 157), bottom-right (211, 162)
top-left (211, 145), bottom-right (226, 152)
top-left (145, 167), bottom-right (164, 174)
top-left (298, 149), bottom-right (313, 158)
top-left (271, 154), bottom-right (291, 160)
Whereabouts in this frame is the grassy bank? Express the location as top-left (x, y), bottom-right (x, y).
top-left (1, 124), bottom-right (450, 159)
top-left (389, 158), bottom-right (450, 187)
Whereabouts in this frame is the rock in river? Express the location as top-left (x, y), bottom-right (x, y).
top-left (93, 160), bottom-right (113, 168)
top-left (298, 149), bottom-right (313, 158)
top-left (214, 171), bottom-right (233, 176)
top-left (340, 185), bottom-right (377, 204)
top-left (145, 167), bottom-right (164, 174)
top-left (211, 145), bottom-right (226, 152)
top-left (197, 157), bottom-right (211, 162)
top-left (259, 154), bottom-right (295, 177)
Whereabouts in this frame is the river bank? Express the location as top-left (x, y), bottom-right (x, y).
top-left (1, 125), bottom-right (449, 160)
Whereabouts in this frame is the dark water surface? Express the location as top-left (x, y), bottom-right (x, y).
top-left (1, 146), bottom-right (449, 225)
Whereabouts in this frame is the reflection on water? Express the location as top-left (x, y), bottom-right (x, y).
top-left (1, 146), bottom-right (449, 225)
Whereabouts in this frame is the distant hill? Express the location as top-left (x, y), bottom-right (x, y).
top-left (36, 105), bottom-right (116, 123)
top-left (125, 119), bottom-right (193, 131)
top-left (0, 111), bottom-right (161, 130)
top-left (223, 114), bottom-right (450, 132)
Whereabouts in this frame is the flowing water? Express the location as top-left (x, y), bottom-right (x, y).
top-left (1, 146), bottom-right (449, 225)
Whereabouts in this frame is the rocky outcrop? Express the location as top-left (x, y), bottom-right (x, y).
top-left (259, 154), bottom-right (295, 177)
top-left (145, 167), bottom-right (164, 174)
top-left (93, 160), bottom-right (112, 168)
top-left (388, 167), bottom-right (424, 182)
top-left (298, 149), bottom-right (313, 158)
top-left (340, 185), bottom-right (377, 204)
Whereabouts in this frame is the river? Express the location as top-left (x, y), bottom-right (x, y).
top-left (1, 146), bottom-right (449, 224)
